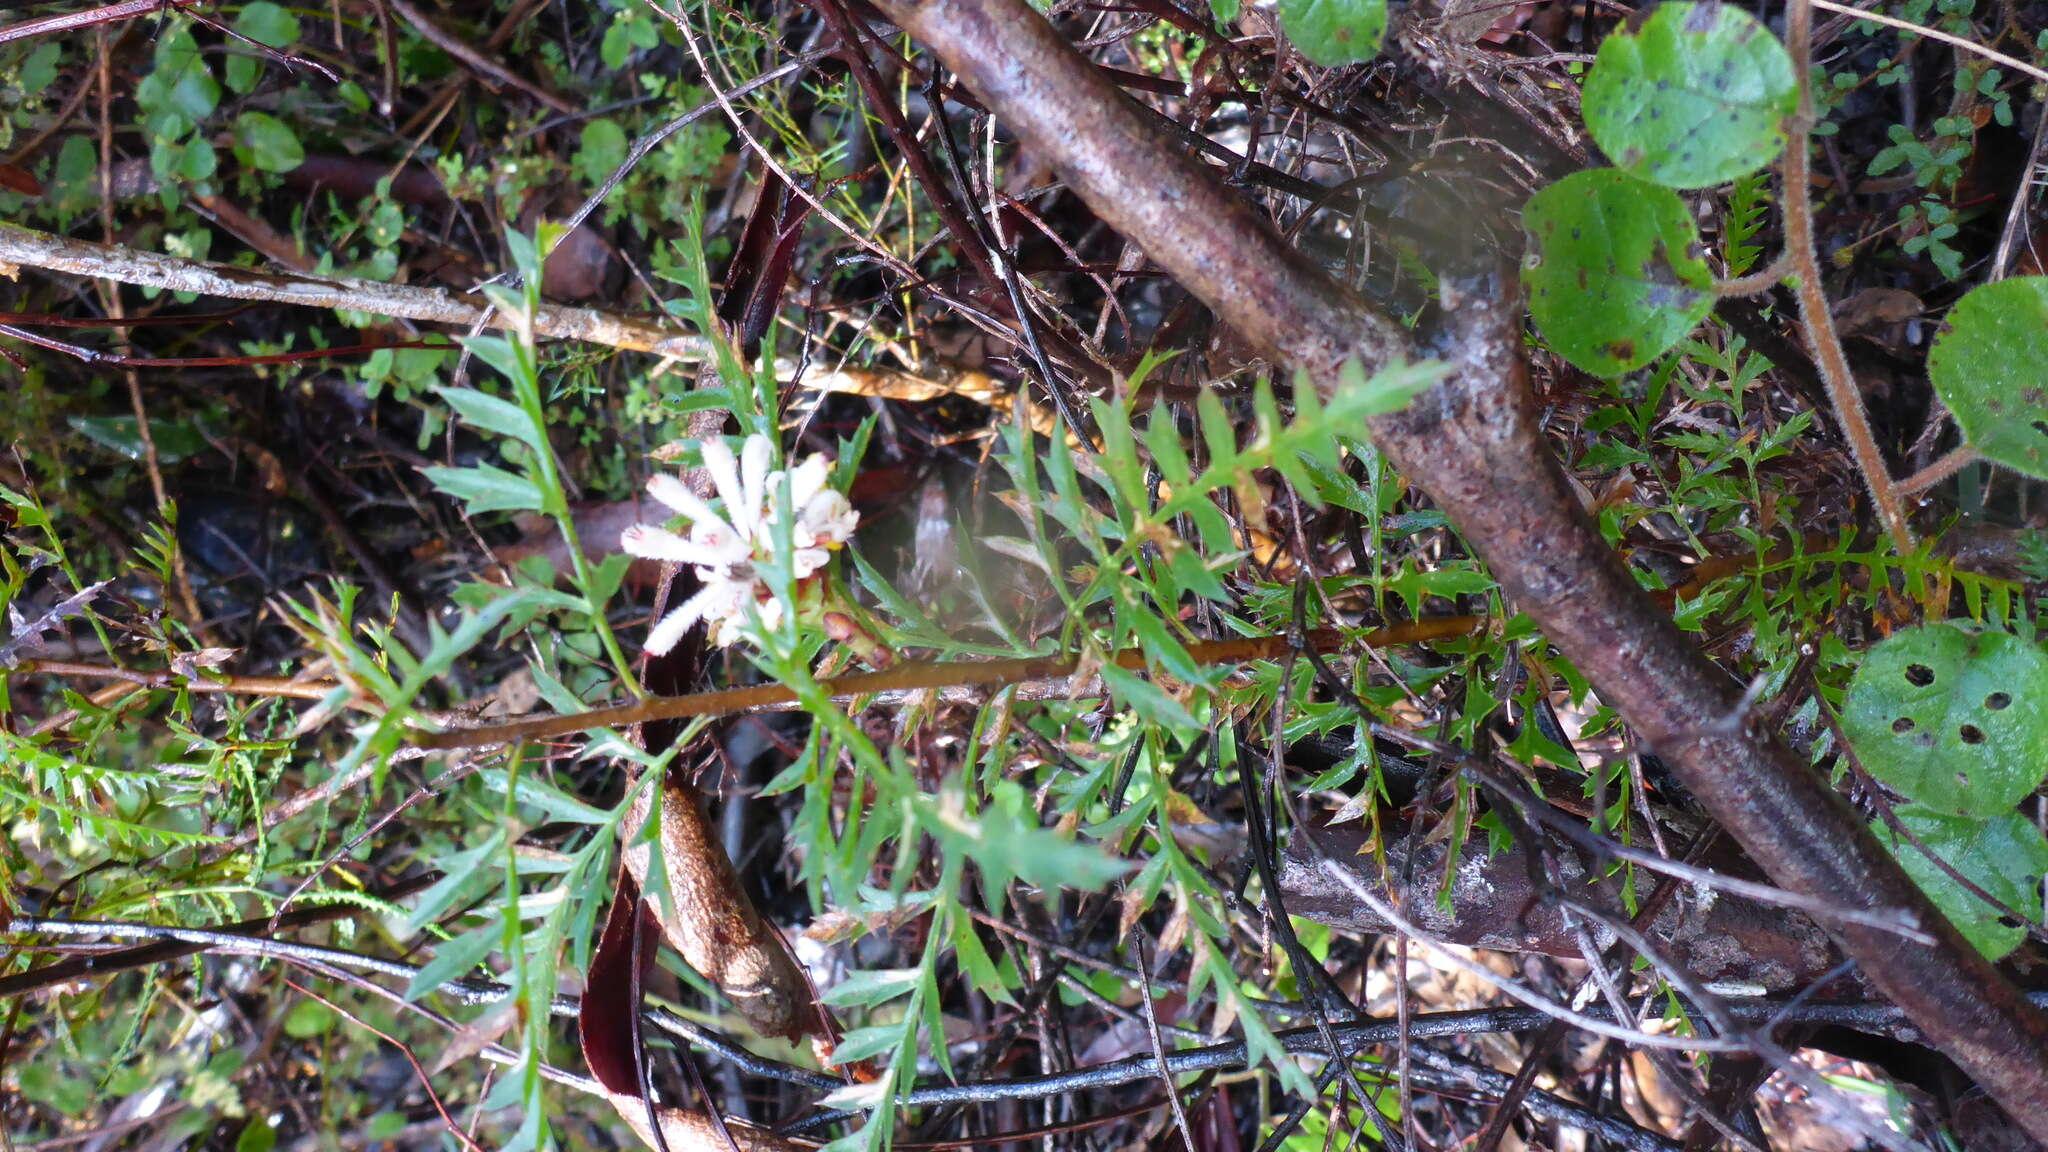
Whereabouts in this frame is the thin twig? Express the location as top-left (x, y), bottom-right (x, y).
top-left (383, 0), bottom-right (578, 115)
top-left (0, 224), bottom-right (707, 360)
top-left (1807, 0), bottom-right (2048, 87)
top-left (10, 659), bottom-right (338, 701)
top-left (12, 912), bottom-right (2038, 1123)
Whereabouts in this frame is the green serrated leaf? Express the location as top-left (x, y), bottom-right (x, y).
top-left (1582, 2), bottom-right (1796, 189)
top-left (1101, 662), bottom-right (1199, 731)
top-left (821, 967), bottom-right (922, 1008)
top-left (1842, 623), bottom-right (2048, 817)
top-left (1280, 0), bottom-right (1388, 66)
top-left (1927, 277), bottom-right (2048, 480)
top-left (1522, 169), bottom-right (1714, 375)
top-left (576, 119), bottom-right (630, 187)
top-left (407, 923), bottom-right (499, 999)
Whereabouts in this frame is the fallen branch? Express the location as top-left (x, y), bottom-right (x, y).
top-left (863, 0), bottom-right (2048, 1135)
top-left (0, 223), bottom-right (706, 360)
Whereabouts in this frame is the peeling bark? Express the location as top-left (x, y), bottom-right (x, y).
top-left (868, 0), bottom-right (2048, 1133)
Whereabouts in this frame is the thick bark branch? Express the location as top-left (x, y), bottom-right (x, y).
top-left (868, 0), bottom-right (2048, 1133)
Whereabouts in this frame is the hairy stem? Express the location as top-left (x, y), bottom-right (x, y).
top-left (1782, 0), bottom-right (1913, 554)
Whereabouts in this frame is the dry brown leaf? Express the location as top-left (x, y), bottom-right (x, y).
top-left (1831, 287), bottom-right (1923, 336)
top-left (621, 772), bottom-right (821, 1042)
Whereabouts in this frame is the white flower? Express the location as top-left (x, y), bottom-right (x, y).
top-left (621, 434), bottom-right (859, 652)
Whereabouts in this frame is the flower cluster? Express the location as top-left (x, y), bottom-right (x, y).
top-left (621, 434), bottom-right (858, 652)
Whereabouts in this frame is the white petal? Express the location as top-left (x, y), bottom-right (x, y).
top-left (621, 524), bottom-right (729, 567)
top-left (699, 438), bottom-right (746, 535)
top-left (739, 434), bottom-right (772, 534)
top-left (687, 521), bottom-right (750, 569)
top-left (790, 546), bottom-right (830, 579)
top-left (643, 597), bottom-right (707, 656)
top-left (786, 454), bottom-right (830, 507)
top-left (753, 592), bottom-right (786, 633)
top-left (646, 473), bottom-right (710, 520)
top-left (799, 490), bottom-right (859, 547)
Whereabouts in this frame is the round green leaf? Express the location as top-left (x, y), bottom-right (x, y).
top-left (1581, 2), bottom-right (1796, 189)
top-left (1842, 623), bottom-right (2048, 817)
top-left (234, 1), bottom-right (299, 47)
top-left (1928, 276), bottom-right (2048, 480)
top-left (282, 997), bottom-right (336, 1038)
top-left (576, 119), bottom-right (630, 187)
top-left (1280, 0), bottom-right (1387, 67)
top-left (1521, 169), bottom-right (1713, 375)
top-left (234, 111), bottom-right (304, 173)
top-left (1874, 805), bottom-right (2048, 961)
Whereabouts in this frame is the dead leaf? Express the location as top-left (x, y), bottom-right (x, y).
top-left (605, 1093), bottom-right (813, 1152)
top-left (622, 772), bottom-right (823, 1042)
top-left (1831, 287), bottom-right (1922, 336)
top-left (580, 869), bottom-right (662, 1095)
top-left (170, 648), bottom-right (238, 678)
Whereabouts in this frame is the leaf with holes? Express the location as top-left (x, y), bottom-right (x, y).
top-left (1280, 0), bottom-right (1388, 67)
top-left (1842, 624), bottom-right (2048, 817)
top-left (1581, 2), bottom-right (1796, 189)
top-left (1522, 169), bottom-right (1714, 376)
top-left (1928, 277), bottom-right (2048, 480)
top-left (1874, 806), bottom-right (2048, 960)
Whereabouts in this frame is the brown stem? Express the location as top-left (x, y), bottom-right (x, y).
top-left (864, 0), bottom-right (2048, 1134)
top-left (11, 659), bottom-right (336, 701)
top-left (415, 627), bottom-right (1359, 746)
top-left (414, 626), bottom-right (1468, 749)
top-left (1782, 1), bottom-right (1912, 554)
top-left (7, 538), bottom-right (1778, 737)
top-left (1896, 444), bottom-right (1981, 498)
top-left (1711, 253), bottom-right (1792, 297)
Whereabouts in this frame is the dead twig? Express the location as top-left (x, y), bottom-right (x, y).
top-left (0, 224), bottom-right (707, 360)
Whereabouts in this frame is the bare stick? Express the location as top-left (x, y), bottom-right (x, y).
top-left (0, 223), bottom-right (707, 360)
